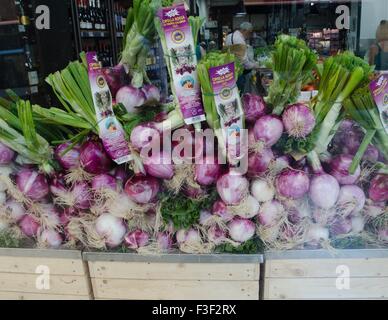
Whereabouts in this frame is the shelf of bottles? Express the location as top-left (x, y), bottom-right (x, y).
top-left (0, 0), bottom-right (39, 97)
top-left (75, 0), bottom-right (114, 67)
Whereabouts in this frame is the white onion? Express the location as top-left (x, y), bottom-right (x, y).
top-left (309, 174), bottom-right (340, 209)
top-left (257, 200), bottom-right (284, 227)
top-left (39, 229), bottom-right (63, 248)
top-left (95, 214), bottom-right (127, 248)
top-left (336, 185), bottom-right (365, 216)
top-left (228, 218), bottom-right (256, 243)
top-left (251, 179), bottom-right (275, 203)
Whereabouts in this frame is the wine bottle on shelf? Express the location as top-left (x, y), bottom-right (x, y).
top-left (78, 0), bottom-right (86, 30)
top-left (97, 0), bottom-right (106, 31)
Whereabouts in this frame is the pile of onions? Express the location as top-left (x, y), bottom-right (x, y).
top-left (253, 115), bottom-right (284, 147)
top-left (16, 169), bottom-right (49, 201)
top-left (216, 172), bottom-right (249, 205)
top-left (124, 230), bottom-right (150, 249)
top-left (79, 140), bottom-right (112, 174)
top-left (55, 143), bottom-right (81, 170)
top-left (329, 155), bottom-right (360, 185)
top-left (282, 104), bottom-right (315, 138)
top-left (276, 169), bottom-right (310, 199)
top-left (236, 195), bottom-right (260, 219)
top-left (309, 174), bottom-right (340, 209)
top-left (0, 142), bottom-right (15, 164)
top-left (228, 218), bottom-right (255, 242)
top-left (194, 156), bottom-right (221, 186)
top-left (95, 214), bottom-right (127, 248)
top-left (124, 175), bottom-right (160, 204)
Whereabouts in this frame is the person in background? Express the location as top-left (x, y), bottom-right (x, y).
top-left (368, 20), bottom-right (388, 71)
top-left (225, 22), bottom-right (260, 92)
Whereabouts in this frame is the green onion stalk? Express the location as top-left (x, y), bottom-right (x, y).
top-left (312, 52), bottom-right (374, 155)
top-left (0, 99), bottom-right (54, 174)
top-left (266, 34), bottom-right (317, 115)
top-left (152, 0), bottom-right (205, 132)
top-left (197, 51), bottom-right (244, 159)
top-left (120, 0), bottom-right (157, 88)
top-left (343, 85), bottom-right (388, 173)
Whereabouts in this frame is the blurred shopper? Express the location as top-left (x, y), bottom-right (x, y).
top-left (368, 20), bottom-right (388, 71)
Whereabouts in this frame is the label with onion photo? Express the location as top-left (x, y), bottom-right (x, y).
top-left (86, 52), bottom-right (132, 164)
top-left (370, 73), bottom-right (388, 134)
top-left (159, 4), bottom-right (206, 125)
top-left (209, 62), bottom-right (244, 163)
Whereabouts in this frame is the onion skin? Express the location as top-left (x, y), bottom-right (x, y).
top-left (195, 156), bottom-right (221, 186)
top-left (369, 174), bottom-right (388, 202)
top-left (19, 215), bottom-right (40, 237)
top-left (143, 151), bottom-right (174, 180)
top-left (79, 140), bottom-right (112, 175)
top-left (0, 142), bottom-right (15, 164)
top-left (16, 169), bottom-right (49, 201)
top-left (124, 175), bottom-right (160, 204)
top-left (91, 174), bottom-right (117, 191)
top-left (124, 230), bottom-right (150, 249)
top-left (216, 173), bottom-right (249, 205)
top-left (242, 93), bottom-right (267, 122)
top-left (176, 228), bottom-right (201, 245)
top-left (282, 104), bottom-right (315, 138)
top-left (55, 143), bottom-right (81, 170)
top-left (329, 155), bottom-right (360, 185)
top-left (228, 218), bottom-right (255, 243)
top-left (247, 149), bottom-right (274, 177)
top-left (253, 115), bottom-right (284, 147)
top-left (309, 174), bottom-right (340, 209)
top-left (362, 145), bottom-right (379, 162)
top-left (276, 169), bottom-right (310, 199)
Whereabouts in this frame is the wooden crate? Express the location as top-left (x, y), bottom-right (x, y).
top-left (0, 248), bottom-right (93, 300)
top-left (263, 249), bottom-right (388, 300)
top-left (84, 253), bottom-right (263, 300)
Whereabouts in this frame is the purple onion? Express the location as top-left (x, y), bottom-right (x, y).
top-left (19, 214), bottom-right (40, 237)
top-left (39, 229), bottom-right (63, 248)
top-left (16, 169), bottom-right (49, 201)
top-left (124, 175), bottom-right (160, 204)
top-left (208, 225), bottom-right (227, 245)
top-left (253, 115), bottom-right (284, 147)
top-left (369, 174), bottom-right (388, 202)
top-left (212, 200), bottom-right (234, 222)
top-left (124, 230), bottom-right (150, 249)
top-left (95, 214), bottom-right (127, 248)
top-left (5, 200), bottom-right (25, 222)
top-left (276, 168), bottom-right (310, 199)
top-left (72, 182), bottom-right (92, 210)
top-left (0, 142), bottom-right (15, 164)
top-left (91, 174), bottom-right (117, 191)
top-left (130, 122), bottom-right (161, 151)
top-left (54, 142), bottom-right (81, 170)
top-left (309, 174), bottom-right (340, 209)
top-left (228, 218), bottom-right (255, 243)
top-left (116, 85), bottom-right (146, 113)
top-left (216, 172), bottom-right (249, 205)
top-left (329, 155), bottom-right (361, 185)
top-left (80, 140), bottom-right (112, 174)
top-left (143, 150), bottom-right (174, 180)
top-left (195, 156), bottom-right (221, 186)
top-left (247, 148), bottom-right (274, 177)
top-left (362, 144), bottom-right (379, 162)
top-left (337, 185), bottom-right (366, 215)
top-left (157, 232), bottom-right (173, 250)
top-left (183, 184), bottom-right (207, 199)
top-left (242, 93), bottom-right (267, 122)
top-left (282, 103), bottom-right (315, 138)
top-left (257, 200), bottom-right (284, 227)
top-left (142, 84), bottom-right (161, 104)
top-left (330, 217), bottom-right (352, 236)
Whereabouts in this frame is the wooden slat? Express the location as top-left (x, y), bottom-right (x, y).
top-left (264, 277), bottom-right (388, 300)
top-left (0, 292), bottom-right (90, 300)
top-left (266, 258), bottom-right (388, 278)
top-left (0, 256), bottom-right (86, 275)
top-left (89, 261), bottom-right (260, 281)
top-left (0, 273), bottom-right (90, 296)
top-left (92, 279), bottom-right (260, 300)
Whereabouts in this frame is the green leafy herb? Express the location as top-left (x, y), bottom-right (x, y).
top-left (215, 238), bottom-right (264, 254)
top-left (0, 230), bottom-right (21, 248)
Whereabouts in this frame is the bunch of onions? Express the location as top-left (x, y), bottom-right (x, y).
top-left (309, 174), bottom-right (340, 209)
top-left (282, 103), bottom-right (316, 138)
top-left (216, 172), bottom-right (249, 205)
top-left (143, 150), bottom-right (174, 180)
top-left (247, 148), bottom-right (274, 177)
top-left (253, 115), bottom-right (284, 147)
top-left (124, 175), bottom-right (160, 204)
top-left (130, 122), bottom-right (161, 151)
top-left (54, 142), bottom-right (81, 170)
top-left (276, 168), bottom-right (310, 199)
top-left (329, 155), bottom-right (360, 185)
top-left (0, 142), bottom-right (15, 164)
top-left (369, 174), bottom-right (388, 202)
top-left (95, 214), bottom-right (127, 248)
top-left (241, 93), bottom-right (267, 122)
top-left (228, 218), bottom-right (256, 243)
top-left (124, 230), bottom-right (150, 249)
top-left (194, 156), bottom-right (221, 186)
top-left (16, 169), bottom-right (49, 201)
top-left (79, 140), bottom-right (112, 175)
top-left (257, 200), bottom-right (284, 227)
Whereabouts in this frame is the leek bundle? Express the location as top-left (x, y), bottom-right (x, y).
top-left (343, 86), bottom-right (388, 173)
top-left (267, 35), bottom-right (317, 115)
